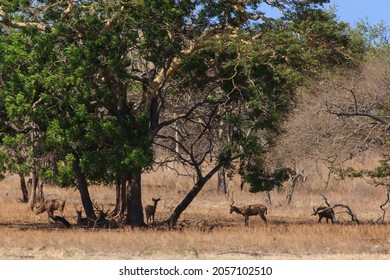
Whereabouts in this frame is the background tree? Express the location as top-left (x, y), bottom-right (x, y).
top-left (152, 0), bottom-right (361, 225)
top-left (271, 21), bottom-right (389, 208)
top-left (0, 25), bottom-right (49, 205)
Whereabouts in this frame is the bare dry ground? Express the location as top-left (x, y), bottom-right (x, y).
top-left (0, 170), bottom-right (390, 260)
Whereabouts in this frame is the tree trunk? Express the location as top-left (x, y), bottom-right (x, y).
top-left (28, 178), bottom-right (37, 211)
top-left (149, 96), bottom-right (159, 133)
top-left (286, 172), bottom-right (306, 205)
top-left (72, 158), bottom-right (96, 220)
top-left (217, 166), bottom-right (228, 194)
top-left (263, 191), bottom-right (272, 206)
top-left (120, 176), bottom-right (127, 218)
top-left (125, 171), bottom-right (146, 227)
top-left (19, 175), bottom-right (29, 203)
top-left (111, 178), bottom-right (121, 216)
top-left (32, 171), bottom-right (39, 196)
top-left (27, 170), bottom-right (40, 211)
top-left (166, 163), bottom-right (222, 227)
top-left (37, 181), bottom-right (45, 202)
top-left (166, 179), bottom-right (207, 227)
top-left (111, 176), bottom-right (127, 219)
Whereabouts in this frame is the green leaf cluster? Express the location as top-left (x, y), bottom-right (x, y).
top-left (337, 161), bottom-right (390, 180)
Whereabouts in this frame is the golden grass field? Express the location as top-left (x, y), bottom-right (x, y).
top-left (0, 165), bottom-right (390, 260)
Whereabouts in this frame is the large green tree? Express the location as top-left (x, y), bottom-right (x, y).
top-left (1, 0), bottom-right (360, 226)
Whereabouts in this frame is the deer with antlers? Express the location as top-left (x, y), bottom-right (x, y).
top-left (145, 198), bottom-right (161, 225)
top-left (91, 203), bottom-right (118, 229)
top-left (229, 201), bottom-right (268, 226)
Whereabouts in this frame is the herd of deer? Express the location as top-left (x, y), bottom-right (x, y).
top-left (32, 196), bottom-right (335, 228)
top-left (33, 199), bottom-right (118, 229)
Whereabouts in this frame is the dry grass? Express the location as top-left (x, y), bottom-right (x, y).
top-left (0, 165), bottom-right (390, 260)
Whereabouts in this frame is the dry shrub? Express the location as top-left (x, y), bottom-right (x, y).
top-left (265, 53), bottom-right (390, 202)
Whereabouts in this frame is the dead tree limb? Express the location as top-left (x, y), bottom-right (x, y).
top-left (319, 193), bottom-right (331, 207)
top-left (263, 191), bottom-right (272, 206)
top-left (317, 193), bottom-right (360, 224)
top-left (331, 204), bottom-right (360, 224)
top-left (376, 191), bottom-right (390, 223)
top-left (286, 169), bottom-right (306, 205)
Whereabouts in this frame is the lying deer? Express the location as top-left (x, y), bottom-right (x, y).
top-left (91, 204), bottom-right (118, 229)
top-left (74, 205), bottom-right (90, 227)
top-left (229, 201), bottom-right (268, 226)
top-left (34, 199), bottom-right (66, 222)
top-left (312, 206), bottom-right (335, 224)
top-left (145, 198), bottom-right (160, 225)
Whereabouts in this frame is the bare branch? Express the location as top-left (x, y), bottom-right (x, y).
top-left (143, 25), bottom-right (243, 110)
top-left (157, 100), bottom-right (210, 132)
top-left (319, 193), bottom-right (331, 207)
top-left (332, 204), bottom-right (360, 224)
top-left (376, 191), bottom-right (390, 223)
top-left (285, 168), bottom-right (306, 205)
top-left (264, 0), bottom-right (287, 16)
top-left (100, 5), bottom-right (124, 35)
top-left (326, 106), bottom-right (387, 125)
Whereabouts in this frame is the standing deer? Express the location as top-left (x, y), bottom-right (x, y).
top-left (145, 198), bottom-right (160, 225)
top-left (312, 206), bottom-right (335, 224)
top-left (34, 199), bottom-right (66, 222)
top-left (229, 201), bottom-right (268, 226)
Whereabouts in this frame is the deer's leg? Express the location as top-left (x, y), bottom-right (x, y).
top-left (48, 211), bottom-right (54, 223)
top-left (259, 213), bottom-right (267, 224)
top-left (318, 216), bottom-right (322, 223)
top-left (244, 216), bottom-right (249, 226)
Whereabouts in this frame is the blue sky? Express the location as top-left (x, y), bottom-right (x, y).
top-left (260, 1), bottom-right (389, 27)
top-left (328, 0), bottom-right (390, 26)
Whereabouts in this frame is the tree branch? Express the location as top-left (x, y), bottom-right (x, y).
top-left (157, 100), bottom-right (210, 132)
top-left (143, 26), bottom-right (242, 109)
top-left (0, 6), bottom-right (47, 31)
top-left (376, 191), bottom-right (390, 223)
top-left (100, 5), bottom-right (124, 35)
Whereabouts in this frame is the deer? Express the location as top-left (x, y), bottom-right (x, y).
top-left (145, 198), bottom-right (160, 225)
top-left (312, 206), bottom-right (335, 224)
top-left (34, 199), bottom-right (66, 222)
top-left (74, 204), bottom-right (90, 227)
top-left (91, 203), bottom-right (118, 229)
top-left (229, 201), bottom-right (268, 226)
